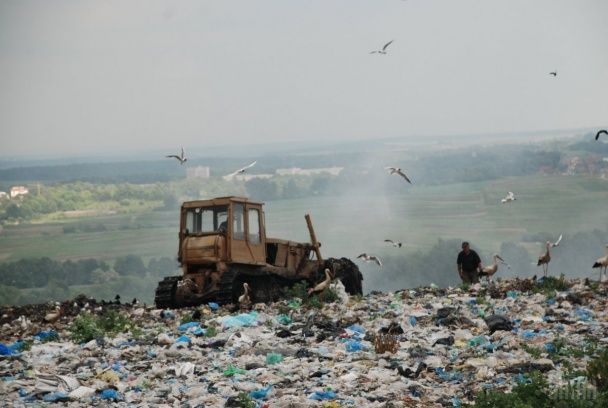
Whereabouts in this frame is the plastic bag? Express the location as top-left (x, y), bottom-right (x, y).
top-left (223, 365), bottom-right (246, 377)
top-left (345, 339), bottom-right (365, 352)
top-left (221, 311), bottom-right (259, 328)
top-left (309, 390), bottom-right (337, 400)
top-left (250, 386), bottom-right (272, 399)
top-left (100, 389), bottom-right (122, 401)
top-left (276, 314), bottom-right (292, 325)
top-left (208, 302), bottom-right (219, 311)
top-left (266, 352), bottom-right (283, 365)
top-left (178, 322), bottom-right (199, 331)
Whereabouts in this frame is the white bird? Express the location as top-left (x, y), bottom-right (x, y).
top-left (592, 245), bottom-right (608, 282)
top-left (552, 234), bottom-right (563, 247)
top-left (307, 268), bottom-right (333, 297)
top-left (385, 167), bottom-right (412, 184)
top-left (357, 253), bottom-right (382, 266)
top-left (226, 161), bottom-right (257, 178)
top-left (501, 191), bottom-right (516, 204)
top-left (384, 239), bottom-right (403, 248)
top-left (479, 254), bottom-right (510, 281)
top-left (370, 40), bottom-right (394, 55)
top-left (238, 283), bottom-right (251, 308)
top-left (166, 147), bottom-right (187, 165)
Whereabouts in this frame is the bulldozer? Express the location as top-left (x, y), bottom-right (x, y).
top-left (155, 196), bottom-right (363, 308)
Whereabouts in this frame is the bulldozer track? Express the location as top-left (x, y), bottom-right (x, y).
top-left (154, 276), bottom-right (181, 308)
top-left (216, 269), bottom-right (239, 305)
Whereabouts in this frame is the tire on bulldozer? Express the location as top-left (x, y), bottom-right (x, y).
top-left (325, 257), bottom-right (363, 295)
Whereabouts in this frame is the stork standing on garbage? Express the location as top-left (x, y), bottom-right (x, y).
top-left (457, 241), bottom-right (482, 284)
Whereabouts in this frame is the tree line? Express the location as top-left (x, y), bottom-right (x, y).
top-left (0, 255), bottom-right (178, 289)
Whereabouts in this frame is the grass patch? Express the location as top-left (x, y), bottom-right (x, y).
top-left (285, 281), bottom-right (338, 308)
top-left (522, 344), bottom-right (544, 359)
top-left (471, 371), bottom-right (608, 407)
top-left (69, 310), bottom-right (140, 343)
top-left (588, 349), bottom-right (608, 392)
top-left (235, 392), bottom-right (256, 408)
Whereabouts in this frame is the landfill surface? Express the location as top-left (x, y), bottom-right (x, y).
top-left (1, 277), bottom-right (608, 407)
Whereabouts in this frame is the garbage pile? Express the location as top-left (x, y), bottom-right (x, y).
top-left (1, 277), bottom-right (608, 407)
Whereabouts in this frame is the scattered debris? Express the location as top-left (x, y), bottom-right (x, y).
top-left (1, 278), bottom-right (607, 405)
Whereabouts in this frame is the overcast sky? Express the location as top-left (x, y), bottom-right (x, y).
top-left (1, 0), bottom-right (607, 156)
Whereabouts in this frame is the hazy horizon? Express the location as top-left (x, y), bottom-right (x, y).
top-left (1, 0), bottom-right (607, 156)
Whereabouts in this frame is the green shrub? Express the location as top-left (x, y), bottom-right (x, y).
top-left (69, 312), bottom-right (103, 343)
top-left (204, 326), bottom-right (217, 338)
top-left (235, 392), bottom-right (255, 408)
top-left (69, 310), bottom-right (138, 343)
top-left (587, 349), bottom-right (608, 392)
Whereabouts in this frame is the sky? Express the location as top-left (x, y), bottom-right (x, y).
top-left (0, 0), bottom-right (607, 156)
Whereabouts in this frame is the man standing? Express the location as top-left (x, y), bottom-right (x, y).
top-left (457, 241), bottom-right (482, 284)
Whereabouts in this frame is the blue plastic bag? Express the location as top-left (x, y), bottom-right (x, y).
top-left (250, 386), bottom-right (272, 399)
top-left (208, 302), bottom-right (219, 311)
top-left (409, 316), bottom-right (417, 327)
top-left (346, 324), bottom-right (365, 334)
top-left (309, 390), bottom-right (337, 400)
top-left (345, 339), bottom-right (364, 352)
top-left (191, 327), bottom-right (206, 336)
top-left (0, 344), bottom-right (18, 356)
top-left (43, 391), bottom-right (68, 402)
top-left (176, 335), bottom-right (191, 343)
top-left (100, 389), bottom-right (121, 401)
top-left (221, 311), bottom-right (258, 328)
top-left (178, 322), bottom-right (199, 331)
top-left (33, 330), bottom-right (58, 342)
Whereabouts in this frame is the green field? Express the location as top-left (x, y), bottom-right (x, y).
top-left (0, 174), bottom-right (606, 264)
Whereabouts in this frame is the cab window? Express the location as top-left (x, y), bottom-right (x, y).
top-left (185, 206), bottom-right (228, 234)
top-left (233, 204), bottom-right (245, 240)
top-left (248, 208), bottom-right (261, 244)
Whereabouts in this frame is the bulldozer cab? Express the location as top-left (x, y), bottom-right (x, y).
top-left (180, 197), bottom-right (266, 266)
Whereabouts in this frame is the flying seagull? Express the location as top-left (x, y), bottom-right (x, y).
top-left (385, 167), bottom-right (412, 184)
top-left (166, 147), bottom-right (187, 165)
top-left (370, 40), bottom-right (394, 55)
top-left (501, 191), bottom-right (516, 204)
top-left (549, 71), bottom-right (557, 77)
top-left (357, 253), bottom-right (382, 266)
top-left (596, 130), bottom-right (608, 141)
top-left (551, 234), bottom-right (563, 248)
top-left (226, 161), bottom-right (257, 178)
top-left (384, 239), bottom-right (403, 248)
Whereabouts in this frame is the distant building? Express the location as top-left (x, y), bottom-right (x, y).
top-left (564, 157), bottom-right (581, 175)
top-left (223, 174), bottom-right (273, 182)
top-left (10, 186), bottom-right (29, 198)
top-left (275, 167), bottom-right (344, 176)
top-left (186, 166), bottom-right (211, 179)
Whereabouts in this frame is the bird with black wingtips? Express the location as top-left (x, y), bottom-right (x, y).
top-left (479, 254), bottom-right (510, 281)
top-left (501, 191), bottom-right (516, 204)
top-left (357, 253), bottom-right (382, 266)
top-left (552, 234), bottom-right (563, 247)
top-left (596, 130), bottom-right (608, 141)
top-left (592, 245), bottom-right (608, 282)
top-left (166, 147), bottom-right (187, 165)
top-left (549, 71), bottom-right (557, 77)
top-left (370, 40), bottom-right (394, 55)
top-left (384, 239), bottom-right (403, 248)
top-left (385, 166), bottom-right (412, 184)
top-left (225, 161), bottom-right (257, 179)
